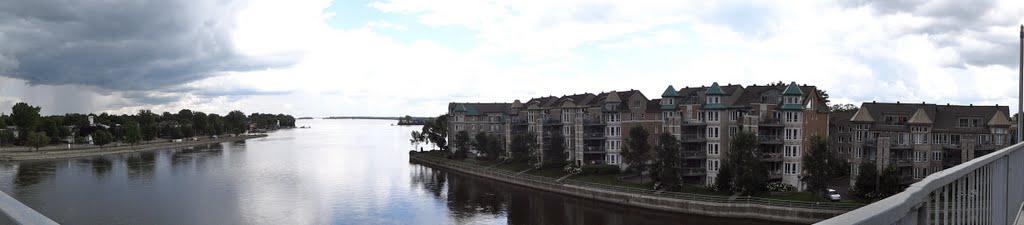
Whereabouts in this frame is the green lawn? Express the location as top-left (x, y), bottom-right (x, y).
top-left (527, 167), bottom-right (567, 178)
top-left (423, 150), bottom-right (448, 158)
top-left (678, 184), bottom-right (726, 196)
top-left (495, 162), bottom-right (531, 172)
top-left (768, 192), bottom-right (824, 201)
top-left (571, 174), bottom-right (651, 189)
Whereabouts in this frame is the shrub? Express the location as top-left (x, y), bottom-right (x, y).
top-left (564, 164), bottom-right (582, 175)
top-left (767, 181), bottom-right (797, 192)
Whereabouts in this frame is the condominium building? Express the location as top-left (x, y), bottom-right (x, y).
top-left (447, 102), bottom-right (512, 156)
top-left (838, 102), bottom-right (1012, 186)
top-left (447, 81), bottom-right (830, 190)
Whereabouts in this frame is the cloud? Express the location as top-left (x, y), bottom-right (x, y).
top-left (0, 0), bottom-right (298, 91)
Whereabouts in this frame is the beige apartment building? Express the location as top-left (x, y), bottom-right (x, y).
top-left (448, 81), bottom-right (829, 190)
top-left (831, 102), bottom-right (1012, 186)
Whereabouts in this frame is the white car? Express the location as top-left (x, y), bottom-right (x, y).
top-left (827, 189), bottom-right (842, 201)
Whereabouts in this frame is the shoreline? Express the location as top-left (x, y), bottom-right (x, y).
top-left (410, 153), bottom-right (860, 224)
top-left (0, 134), bottom-right (268, 162)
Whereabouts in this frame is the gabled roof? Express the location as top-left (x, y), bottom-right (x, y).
top-left (851, 107), bottom-right (875, 122)
top-left (705, 82), bottom-right (725, 95)
top-left (988, 110), bottom-right (1011, 126)
top-left (783, 82), bottom-right (803, 95)
top-left (449, 102), bottom-right (511, 116)
top-left (647, 99), bottom-right (663, 113)
top-left (511, 100), bottom-right (522, 109)
top-left (605, 91), bottom-right (622, 102)
top-left (908, 108), bottom-right (933, 124)
top-left (661, 85), bottom-right (679, 97)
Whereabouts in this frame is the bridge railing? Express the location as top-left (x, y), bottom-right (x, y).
top-left (818, 142), bottom-right (1024, 225)
top-left (0, 190), bottom-right (58, 225)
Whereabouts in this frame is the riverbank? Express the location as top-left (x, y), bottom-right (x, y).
top-left (0, 134), bottom-right (268, 161)
top-left (410, 152), bottom-right (863, 224)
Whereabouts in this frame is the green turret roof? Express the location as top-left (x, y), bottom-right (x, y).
top-left (454, 104), bottom-right (467, 112)
top-left (661, 85), bottom-right (679, 97)
top-left (783, 82), bottom-right (803, 95)
top-left (705, 82), bottom-right (725, 95)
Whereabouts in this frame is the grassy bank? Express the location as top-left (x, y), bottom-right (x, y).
top-left (0, 134), bottom-right (268, 161)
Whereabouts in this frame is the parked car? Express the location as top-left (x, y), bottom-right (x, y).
top-left (827, 189), bottom-right (842, 201)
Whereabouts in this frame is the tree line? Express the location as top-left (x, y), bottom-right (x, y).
top-left (0, 102), bottom-right (296, 150)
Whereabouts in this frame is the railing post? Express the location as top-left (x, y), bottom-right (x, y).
top-left (1008, 150), bottom-right (1024, 224)
top-left (992, 155), bottom-right (1007, 225)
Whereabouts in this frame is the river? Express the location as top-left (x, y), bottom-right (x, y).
top-left (0, 119), bottom-right (782, 225)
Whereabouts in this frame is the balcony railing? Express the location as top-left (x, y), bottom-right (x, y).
top-left (768, 171), bottom-right (782, 179)
top-left (582, 118), bottom-right (606, 126)
top-left (891, 158), bottom-right (913, 167)
top-left (890, 142), bottom-right (912, 149)
top-left (544, 119), bottom-right (562, 125)
top-left (682, 168), bottom-right (706, 176)
top-left (760, 117), bottom-right (783, 126)
top-left (583, 146), bottom-right (606, 153)
top-left (582, 133), bottom-right (606, 139)
top-left (762, 153), bottom-right (782, 161)
top-left (681, 151), bottom-right (706, 159)
top-left (759, 135), bottom-right (782, 144)
top-left (680, 134), bottom-right (706, 142)
top-left (681, 119), bottom-right (706, 126)
top-left (820, 142), bottom-right (1024, 225)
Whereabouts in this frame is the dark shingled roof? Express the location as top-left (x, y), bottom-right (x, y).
top-left (859, 102), bottom-right (1009, 133)
top-left (448, 102), bottom-right (511, 115)
top-left (647, 99), bottom-right (662, 113)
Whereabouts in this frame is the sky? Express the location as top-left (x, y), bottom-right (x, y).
top-left (0, 0), bottom-right (1022, 117)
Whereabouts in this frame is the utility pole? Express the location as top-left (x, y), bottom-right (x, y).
top-left (1019, 24), bottom-right (1023, 143)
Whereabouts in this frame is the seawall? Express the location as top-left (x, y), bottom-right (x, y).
top-left (410, 154), bottom-right (860, 224)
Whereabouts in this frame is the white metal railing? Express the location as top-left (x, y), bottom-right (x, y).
top-left (818, 142), bottom-right (1024, 225)
top-left (0, 190), bottom-right (58, 225)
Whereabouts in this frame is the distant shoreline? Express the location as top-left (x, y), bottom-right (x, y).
top-left (323, 116), bottom-right (398, 120)
top-left (0, 134), bottom-right (268, 162)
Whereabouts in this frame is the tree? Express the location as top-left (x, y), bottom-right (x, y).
top-left (877, 166), bottom-right (904, 198)
top-left (453, 130), bottom-right (470, 159)
top-left (124, 122), bottom-right (142, 146)
top-left (802, 134), bottom-right (843, 195)
top-left (225, 110), bottom-right (248, 135)
top-left (11, 102), bottom-right (41, 136)
top-left (816, 89), bottom-right (830, 106)
top-left (473, 132), bottom-right (500, 161)
top-left (726, 130), bottom-right (768, 195)
top-left (544, 131), bottom-right (566, 165)
top-left (26, 132), bottom-right (48, 151)
top-left (93, 130), bottom-right (114, 147)
top-left (410, 131), bottom-right (423, 151)
top-left (854, 162), bottom-right (879, 199)
top-left (716, 162), bottom-right (734, 192)
top-left (653, 132), bottom-right (681, 191)
top-left (831, 103), bottom-right (859, 113)
top-left (621, 125), bottom-right (652, 183)
top-left (421, 114), bottom-right (448, 151)
top-left (486, 134), bottom-right (504, 161)
top-left (42, 118), bottom-right (62, 144)
top-left (509, 133), bottom-right (537, 163)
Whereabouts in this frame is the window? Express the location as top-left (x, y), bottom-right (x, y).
top-left (784, 162), bottom-right (801, 174)
top-left (785, 112), bottom-right (802, 123)
top-left (707, 126), bottom-right (720, 139)
top-left (884, 115), bottom-right (908, 125)
top-left (665, 98), bottom-right (674, 105)
top-left (912, 126), bottom-right (929, 144)
top-left (852, 164), bottom-right (860, 176)
top-left (950, 134), bottom-right (961, 146)
top-left (785, 128), bottom-right (801, 140)
top-left (958, 117), bottom-right (982, 128)
top-left (707, 96), bottom-right (720, 104)
top-left (913, 167), bottom-right (927, 179)
top-left (729, 126), bottom-right (738, 137)
top-left (784, 145), bottom-right (801, 158)
top-left (707, 143), bottom-right (720, 155)
top-left (915, 151), bottom-right (927, 162)
top-left (932, 151), bottom-right (942, 161)
top-left (706, 111), bottom-right (720, 122)
top-left (993, 128), bottom-right (1009, 145)
top-left (707, 159), bottom-right (720, 172)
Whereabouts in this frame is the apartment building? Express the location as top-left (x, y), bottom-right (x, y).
top-left (842, 102), bottom-right (1012, 186)
top-left (447, 102), bottom-right (512, 156)
top-left (447, 81), bottom-right (829, 190)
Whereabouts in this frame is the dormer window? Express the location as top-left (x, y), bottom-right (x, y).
top-left (707, 96), bottom-right (720, 104)
top-left (664, 98), bottom-right (674, 105)
top-left (784, 96), bottom-right (802, 104)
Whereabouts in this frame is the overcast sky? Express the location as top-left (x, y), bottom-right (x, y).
top-left (0, 0), bottom-right (1022, 117)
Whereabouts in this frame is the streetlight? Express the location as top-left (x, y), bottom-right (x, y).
top-left (1019, 24), bottom-right (1023, 143)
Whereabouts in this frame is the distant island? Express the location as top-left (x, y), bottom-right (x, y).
top-left (323, 115), bottom-right (433, 125)
top-left (297, 117), bottom-right (315, 120)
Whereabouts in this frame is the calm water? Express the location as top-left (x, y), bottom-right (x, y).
top-left (0, 119), bottom-right (781, 225)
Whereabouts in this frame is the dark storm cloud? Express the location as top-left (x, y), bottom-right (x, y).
top-left (0, 0), bottom-right (295, 91)
top-left (840, 0), bottom-right (1015, 68)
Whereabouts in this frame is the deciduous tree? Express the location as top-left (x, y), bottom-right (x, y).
top-left (26, 131), bottom-right (48, 151)
top-left (653, 132), bottom-right (681, 191)
top-left (93, 130), bottom-right (114, 147)
top-left (125, 122), bottom-right (142, 146)
top-left (725, 130), bottom-right (768, 195)
top-left (622, 125), bottom-right (652, 183)
top-left (802, 134), bottom-right (843, 195)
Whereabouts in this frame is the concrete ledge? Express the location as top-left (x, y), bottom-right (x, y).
top-left (0, 190), bottom-right (58, 225)
top-left (411, 154), bottom-right (857, 224)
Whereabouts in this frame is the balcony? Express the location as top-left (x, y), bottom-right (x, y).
top-left (891, 158), bottom-right (913, 167)
top-left (681, 150), bottom-right (706, 159)
top-left (890, 142), bottom-right (912, 149)
top-left (762, 153), bottom-right (783, 161)
top-left (863, 138), bottom-right (877, 147)
top-left (768, 171), bottom-right (783, 179)
top-left (543, 119), bottom-right (563, 126)
top-left (682, 168), bottom-right (706, 176)
top-left (583, 146), bottom-right (606, 153)
top-left (977, 141), bottom-right (1002, 151)
top-left (680, 134), bottom-right (706, 143)
top-left (510, 118), bottom-right (528, 125)
top-left (758, 135), bottom-right (783, 145)
top-left (681, 119), bottom-right (707, 126)
top-left (583, 133), bottom-right (606, 140)
top-left (759, 117), bottom-right (783, 126)
top-left (582, 118), bottom-right (606, 126)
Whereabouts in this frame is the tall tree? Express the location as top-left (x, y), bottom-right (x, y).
top-left (124, 122), bottom-right (142, 146)
top-left (42, 118), bottom-right (62, 144)
top-left (509, 133), bottom-right (537, 163)
top-left (816, 89), bottom-right (830, 106)
top-left (11, 102), bottom-right (41, 136)
top-left (621, 125), bottom-right (652, 183)
top-left (716, 162), bottom-right (734, 192)
top-left (802, 134), bottom-right (843, 195)
top-left (26, 131), bottom-right (49, 151)
top-left (473, 132), bottom-right (499, 161)
top-left (422, 114), bottom-right (448, 151)
top-left (410, 131), bottom-right (423, 151)
top-left (453, 130), bottom-right (470, 159)
top-left (877, 166), bottom-right (904, 198)
top-left (854, 161), bottom-right (879, 199)
top-left (225, 110), bottom-right (248, 135)
top-left (93, 130), bottom-right (114, 147)
top-left (653, 132), bottom-right (681, 191)
top-left (544, 131), bottom-right (566, 165)
top-left (726, 130), bottom-right (768, 195)
top-left (830, 103), bottom-right (859, 113)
